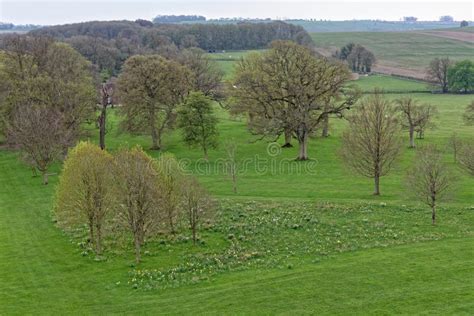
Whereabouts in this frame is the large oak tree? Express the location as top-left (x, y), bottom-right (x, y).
top-left (231, 40), bottom-right (356, 160)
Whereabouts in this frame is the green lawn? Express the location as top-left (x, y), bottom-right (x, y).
top-left (354, 74), bottom-right (430, 92)
top-left (1, 153), bottom-right (473, 314)
top-left (1, 68), bottom-right (474, 313)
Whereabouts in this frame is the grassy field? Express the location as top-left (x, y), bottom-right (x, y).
top-left (312, 31), bottom-right (474, 78)
top-left (289, 20), bottom-right (468, 32)
top-left (1, 60), bottom-right (474, 313)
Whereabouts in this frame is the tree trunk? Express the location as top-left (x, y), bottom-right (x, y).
top-left (431, 204), bottom-right (436, 225)
top-left (203, 147), bottom-right (208, 161)
top-left (321, 114), bottom-right (329, 137)
top-left (373, 174), bottom-right (380, 195)
top-left (282, 129), bottom-right (293, 148)
top-left (95, 223), bottom-right (102, 255)
top-left (297, 133), bottom-right (308, 160)
top-left (42, 171), bottom-right (49, 185)
top-left (88, 218), bottom-right (94, 246)
top-left (168, 209), bottom-right (175, 235)
top-left (409, 126), bottom-right (415, 148)
top-left (192, 210), bottom-right (197, 245)
top-left (134, 237), bottom-right (141, 264)
top-left (99, 106), bottom-right (107, 150)
top-left (150, 125), bottom-right (160, 150)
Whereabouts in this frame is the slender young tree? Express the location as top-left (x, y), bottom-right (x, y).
top-left (181, 176), bottom-right (214, 245)
top-left (177, 92), bottom-right (218, 160)
top-left (224, 141), bottom-right (238, 194)
top-left (407, 145), bottom-right (453, 224)
top-left (447, 132), bottom-right (462, 163)
top-left (113, 146), bottom-right (162, 263)
top-left (341, 92), bottom-right (403, 195)
top-left (463, 100), bottom-right (474, 125)
top-left (395, 97), bottom-right (437, 148)
top-left (54, 142), bottom-right (114, 255)
top-left (458, 140), bottom-right (474, 176)
top-left (156, 153), bottom-right (184, 234)
top-left (117, 55), bottom-right (191, 150)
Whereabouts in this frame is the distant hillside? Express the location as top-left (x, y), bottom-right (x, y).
top-left (312, 31), bottom-right (474, 79)
top-left (288, 20), bottom-right (471, 32)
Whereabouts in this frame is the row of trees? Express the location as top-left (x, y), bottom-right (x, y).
top-left (334, 43), bottom-right (376, 73)
top-left (0, 35), bottom-right (223, 182)
top-left (116, 50), bottom-right (222, 153)
top-left (55, 142), bottom-right (213, 262)
top-left (340, 92), bottom-right (474, 224)
top-left (25, 20), bottom-right (313, 75)
top-left (427, 58), bottom-right (474, 93)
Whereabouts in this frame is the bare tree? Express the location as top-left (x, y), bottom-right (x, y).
top-left (156, 153), bottom-right (184, 234)
top-left (181, 176), bottom-right (214, 245)
top-left (426, 57), bottom-right (452, 93)
top-left (113, 147), bottom-right (162, 263)
top-left (464, 100), bottom-right (474, 125)
top-left (8, 105), bottom-right (73, 184)
top-left (225, 141), bottom-right (238, 194)
top-left (341, 92), bottom-right (403, 195)
top-left (395, 97), bottom-right (437, 148)
top-left (458, 140), bottom-right (474, 176)
top-left (407, 145), bottom-right (453, 224)
top-left (447, 132), bottom-right (462, 162)
top-left (54, 142), bottom-right (114, 255)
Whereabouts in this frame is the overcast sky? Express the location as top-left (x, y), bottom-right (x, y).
top-left (1, 0), bottom-right (472, 25)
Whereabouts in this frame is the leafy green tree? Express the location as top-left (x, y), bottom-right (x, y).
top-left (448, 60), bottom-right (474, 93)
top-left (232, 41), bottom-right (356, 160)
top-left (177, 92), bottom-right (218, 160)
top-left (54, 142), bottom-right (114, 255)
top-left (117, 55), bottom-right (191, 150)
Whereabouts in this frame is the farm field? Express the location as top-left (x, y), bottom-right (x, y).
top-left (1, 69), bottom-right (473, 314)
top-left (312, 30), bottom-right (474, 79)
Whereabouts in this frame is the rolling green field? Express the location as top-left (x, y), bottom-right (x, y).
top-left (1, 59), bottom-right (474, 313)
top-left (312, 31), bottom-right (474, 77)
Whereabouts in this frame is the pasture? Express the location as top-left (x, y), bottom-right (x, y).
top-left (1, 65), bottom-right (473, 314)
top-left (312, 30), bottom-right (474, 78)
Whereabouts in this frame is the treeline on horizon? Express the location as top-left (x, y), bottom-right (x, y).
top-left (19, 20), bottom-right (311, 75)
